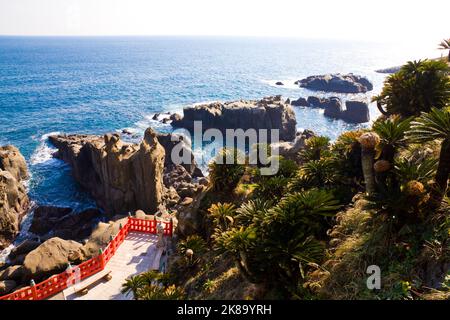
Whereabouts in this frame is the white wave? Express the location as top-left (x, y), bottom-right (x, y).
top-left (30, 132), bottom-right (60, 165)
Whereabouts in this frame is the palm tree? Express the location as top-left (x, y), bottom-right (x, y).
top-left (407, 107), bottom-right (450, 206)
top-left (438, 39), bottom-right (450, 61)
top-left (121, 275), bottom-right (145, 299)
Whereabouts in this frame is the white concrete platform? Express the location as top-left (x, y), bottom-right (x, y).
top-left (63, 232), bottom-right (162, 300)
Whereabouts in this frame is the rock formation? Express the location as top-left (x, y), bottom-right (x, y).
top-left (23, 237), bottom-right (85, 281)
top-left (0, 146), bottom-right (29, 250)
top-left (289, 96), bottom-right (370, 123)
top-left (297, 73), bottom-right (373, 93)
top-left (30, 206), bottom-right (102, 241)
top-left (156, 133), bottom-right (202, 177)
top-left (49, 128), bottom-right (165, 216)
top-left (341, 100), bottom-right (370, 123)
top-left (171, 96), bottom-right (297, 141)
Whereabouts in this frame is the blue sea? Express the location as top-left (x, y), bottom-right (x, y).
top-left (0, 36), bottom-right (437, 211)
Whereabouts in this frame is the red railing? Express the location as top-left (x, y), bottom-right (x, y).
top-left (0, 216), bottom-right (173, 300)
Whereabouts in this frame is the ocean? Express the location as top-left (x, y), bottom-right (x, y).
top-left (0, 36), bottom-right (438, 211)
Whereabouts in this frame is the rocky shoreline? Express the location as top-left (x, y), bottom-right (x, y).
top-left (0, 93), bottom-right (364, 295)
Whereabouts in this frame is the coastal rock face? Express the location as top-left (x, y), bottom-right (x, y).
top-left (297, 74), bottom-right (373, 93)
top-left (30, 206), bottom-right (101, 241)
top-left (171, 96), bottom-right (297, 141)
top-left (271, 130), bottom-right (315, 161)
top-left (23, 237), bottom-right (85, 281)
top-left (49, 128), bottom-right (165, 216)
top-left (156, 133), bottom-right (202, 177)
top-left (0, 146), bottom-right (29, 250)
top-left (0, 146), bottom-right (29, 182)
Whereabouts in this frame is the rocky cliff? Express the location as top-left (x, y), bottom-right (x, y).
top-left (49, 128), bottom-right (165, 216)
top-left (0, 146), bottom-right (29, 250)
top-left (171, 96), bottom-right (297, 141)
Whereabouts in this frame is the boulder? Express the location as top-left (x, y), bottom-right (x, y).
top-left (0, 265), bottom-right (25, 281)
top-left (171, 96), bottom-right (297, 141)
top-left (23, 237), bottom-right (85, 281)
top-left (297, 73), bottom-right (373, 93)
top-left (0, 280), bottom-right (17, 295)
top-left (0, 146), bottom-right (29, 250)
top-left (49, 128), bottom-right (165, 216)
top-left (323, 97), bottom-right (343, 119)
top-left (30, 206), bottom-right (101, 241)
top-left (8, 240), bottom-right (41, 260)
top-left (80, 217), bottom-right (127, 258)
top-left (291, 97), bottom-right (308, 107)
top-left (343, 100), bottom-right (370, 123)
top-left (275, 81), bottom-right (284, 86)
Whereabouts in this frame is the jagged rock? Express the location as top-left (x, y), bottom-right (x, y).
top-left (323, 97), bottom-right (343, 119)
top-left (156, 133), bottom-right (201, 176)
top-left (298, 73), bottom-right (373, 93)
top-left (175, 191), bottom-right (207, 237)
top-left (23, 237), bottom-right (85, 281)
top-left (275, 81), bottom-right (284, 86)
top-left (291, 97), bottom-right (308, 107)
top-left (171, 96), bottom-right (297, 141)
top-left (0, 146), bottom-right (28, 182)
top-left (49, 128), bottom-right (165, 216)
top-left (30, 206), bottom-right (101, 241)
top-left (342, 100), bottom-right (370, 123)
top-left (152, 113), bottom-right (160, 120)
top-left (0, 146), bottom-right (29, 250)
top-left (0, 280), bottom-right (16, 295)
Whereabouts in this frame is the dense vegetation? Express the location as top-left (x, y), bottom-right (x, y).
top-left (125, 47), bottom-right (450, 300)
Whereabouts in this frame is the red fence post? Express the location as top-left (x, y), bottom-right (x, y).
top-left (99, 248), bottom-right (105, 269)
top-left (30, 279), bottom-right (38, 300)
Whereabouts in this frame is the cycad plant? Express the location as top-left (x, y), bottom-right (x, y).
top-left (407, 107), bottom-right (450, 207)
top-left (299, 136), bottom-right (331, 162)
top-left (208, 202), bottom-right (237, 231)
top-left (208, 148), bottom-right (246, 193)
top-left (373, 60), bottom-right (450, 117)
top-left (438, 38), bottom-right (450, 61)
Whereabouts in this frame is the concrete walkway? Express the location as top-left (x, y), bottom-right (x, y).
top-left (63, 232), bottom-right (163, 300)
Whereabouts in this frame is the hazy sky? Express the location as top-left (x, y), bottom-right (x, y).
top-left (0, 0), bottom-right (448, 42)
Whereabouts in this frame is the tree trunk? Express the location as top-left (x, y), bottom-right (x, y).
top-left (361, 148), bottom-right (376, 195)
top-left (431, 139), bottom-right (450, 207)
